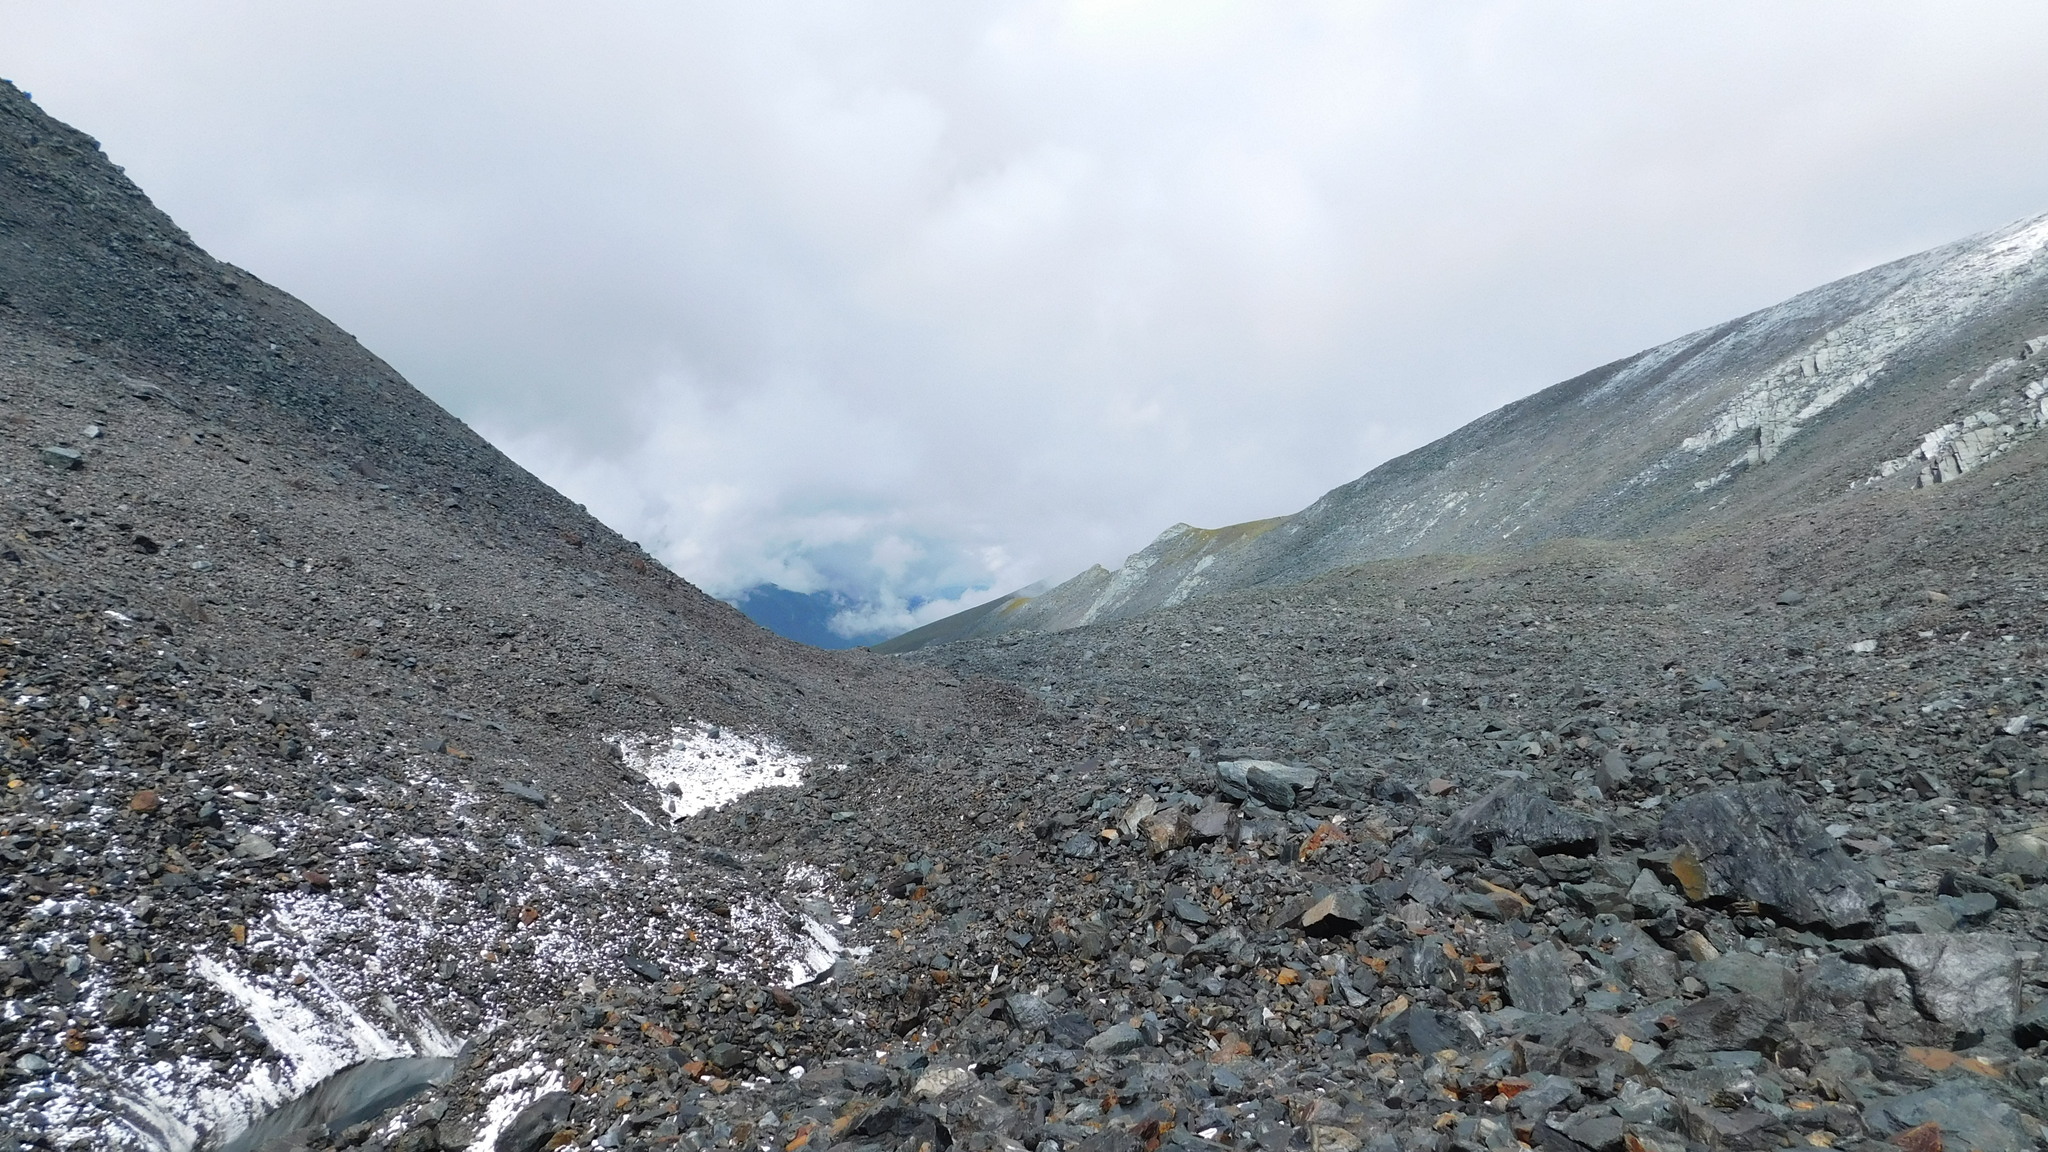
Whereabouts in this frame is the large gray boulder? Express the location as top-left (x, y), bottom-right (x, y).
top-left (1444, 780), bottom-right (1602, 856)
top-left (1650, 783), bottom-right (1882, 931)
top-left (1866, 933), bottom-right (2020, 1038)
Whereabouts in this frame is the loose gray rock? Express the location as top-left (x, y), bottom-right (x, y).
top-left (1084, 1022), bottom-right (1145, 1055)
top-left (1445, 780), bottom-right (1601, 856)
top-left (496, 1090), bottom-right (574, 1152)
top-left (40, 445), bottom-right (83, 470)
top-left (1506, 942), bottom-right (1576, 1015)
top-left (1650, 783), bottom-right (1882, 931)
top-left (1867, 932), bottom-right (2020, 1037)
top-left (1866, 1083), bottom-right (2033, 1152)
top-left (1242, 760), bottom-right (1316, 810)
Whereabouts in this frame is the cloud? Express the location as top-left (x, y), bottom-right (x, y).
top-left (9, 2), bottom-right (2048, 634)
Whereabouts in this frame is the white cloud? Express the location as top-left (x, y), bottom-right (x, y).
top-left (8, 2), bottom-right (2048, 633)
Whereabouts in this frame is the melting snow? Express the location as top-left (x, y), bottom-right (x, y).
top-left (469, 1056), bottom-right (561, 1152)
top-left (613, 722), bottom-right (813, 819)
top-left (77, 956), bottom-right (458, 1152)
top-left (26, 727), bottom-right (859, 1149)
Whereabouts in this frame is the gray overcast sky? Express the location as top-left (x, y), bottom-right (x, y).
top-left (8, 3), bottom-right (2048, 636)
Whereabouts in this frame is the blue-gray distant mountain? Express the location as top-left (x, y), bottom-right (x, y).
top-left (880, 213), bottom-right (2048, 652)
top-left (731, 584), bottom-right (894, 649)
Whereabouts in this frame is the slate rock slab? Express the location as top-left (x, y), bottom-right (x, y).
top-left (1506, 941), bottom-right (1577, 1015)
top-left (1650, 783), bottom-right (1881, 931)
top-left (1446, 780), bottom-right (1601, 856)
top-left (1865, 1082), bottom-right (2036, 1152)
top-left (1867, 932), bottom-right (2020, 1036)
top-left (496, 1091), bottom-right (575, 1152)
top-left (1667, 992), bottom-right (1781, 1052)
top-left (1084, 1022), bottom-right (1146, 1055)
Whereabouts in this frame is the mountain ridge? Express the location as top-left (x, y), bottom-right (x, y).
top-left (879, 212), bottom-right (2048, 650)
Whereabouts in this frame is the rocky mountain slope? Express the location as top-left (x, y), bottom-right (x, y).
top-left (9, 79), bottom-right (2048, 1152)
top-left (881, 216), bottom-right (2048, 651)
top-left (0, 80), bottom-right (1019, 1150)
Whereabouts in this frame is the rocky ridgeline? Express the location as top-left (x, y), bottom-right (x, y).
top-left (884, 210), bottom-right (2048, 654)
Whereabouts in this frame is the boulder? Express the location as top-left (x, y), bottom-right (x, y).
top-left (1867, 933), bottom-right (2020, 1038)
top-left (1445, 780), bottom-right (1601, 856)
top-left (1650, 783), bottom-right (1881, 931)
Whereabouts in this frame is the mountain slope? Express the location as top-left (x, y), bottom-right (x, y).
top-left (0, 80), bottom-right (1027, 1150)
top-left (881, 213), bottom-right (2048, 650)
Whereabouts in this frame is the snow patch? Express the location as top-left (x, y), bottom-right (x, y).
top-left (469, 1057), bottom-right (562, 1151)
top-left (78, 956), bottom-right (458, 1152)
top-left (613, 722), bottom-right (811, 819)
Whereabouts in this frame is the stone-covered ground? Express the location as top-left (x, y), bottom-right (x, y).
top-left (408, 444), bottom-right (2048, 1152)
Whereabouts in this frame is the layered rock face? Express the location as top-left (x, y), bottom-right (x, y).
top-left (883, 214), bottom-right (2048, 651)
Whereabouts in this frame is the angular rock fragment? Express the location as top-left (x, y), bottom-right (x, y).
top-left (1187, 800), bottom-right (1235, 841)
top-left (1650, 783), bottom-right (1881, 930)
top-left (1445, 780), bottom-right (1601, 856)
top-left (1867, 933), bottom-right (2020, 1037)
top-left (1507, 942), bottom-right (1577, 1015)
top-left (1667, 992), bottom-right (1781, 1052)
top-left (1866, 1083), bottom-right (2034, 1152)
top-left (1290, 888), bottom-right (1367, 937)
